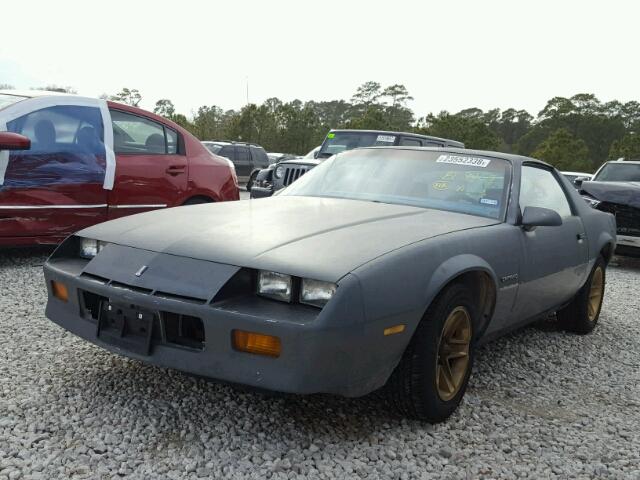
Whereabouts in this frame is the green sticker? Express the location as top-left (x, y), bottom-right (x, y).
top-left (327, 133), bottom-right (335, 139)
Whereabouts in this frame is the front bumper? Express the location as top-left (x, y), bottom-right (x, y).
top-left (43, 252), bottom-right (403, 397)
top-left (616, 235), bottom-right (640, 257)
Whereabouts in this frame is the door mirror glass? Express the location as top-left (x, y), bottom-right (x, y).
top-left (0, 131), bottom-right (31, 151)
top-left (521, 206), bottom-right (563, 231)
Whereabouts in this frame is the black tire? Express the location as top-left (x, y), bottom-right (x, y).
top-left (246, 171), bottom-right (258, 192)
top-left (557, 256), bottom-right (606, 334)
top-left (182, 196), bottom-right (212, 206)
top-left (386, 283), bottom-right (478, 422)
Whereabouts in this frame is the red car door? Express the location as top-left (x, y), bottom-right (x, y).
top-left (107, 108), bottom-right (188, 219)
top-left (0, 102), bottom-right (108, 245)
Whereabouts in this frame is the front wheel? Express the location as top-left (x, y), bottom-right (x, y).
top-left (557, 256), bottom-right (606, 334)
top-left (386, 283), bottom-right (477, 422)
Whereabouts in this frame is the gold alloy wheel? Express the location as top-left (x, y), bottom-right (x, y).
top-left (588, 267), bottom-right (604, 322)
top-left (436, 306), bottom-right (472, 401)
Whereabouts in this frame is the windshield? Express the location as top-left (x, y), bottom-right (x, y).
top-left (318, 131), bottom-right (399, 158)
top-left (282, 149), bottom-right (510, 220)
top-left (0, 93), bottom-right (28, 110)
top-left (595, 163), bottom-right (640, 182)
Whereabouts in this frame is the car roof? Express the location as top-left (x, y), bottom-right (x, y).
top-left (328, 129), bottom-right (465, 147)
top-left (604, 159), bottom-right (640, 165)
top-left (360, 145), bottom-right (552, 168)
top-left (0, 89), bottom-right (74, 98)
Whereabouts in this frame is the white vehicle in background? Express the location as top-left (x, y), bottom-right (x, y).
top-left (561, 171), bottom-right (592, 188)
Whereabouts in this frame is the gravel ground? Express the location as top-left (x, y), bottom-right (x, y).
top-left (1, 248), bottom-right (639, 480)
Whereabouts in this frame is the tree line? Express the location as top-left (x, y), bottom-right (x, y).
top-left (3, 83), bottom-right (639, 172)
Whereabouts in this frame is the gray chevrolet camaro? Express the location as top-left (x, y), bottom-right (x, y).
top-left (44, 147), bottom-right (617, 422)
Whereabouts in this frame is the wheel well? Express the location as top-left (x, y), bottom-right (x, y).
top-left (448, 270), bottom-right (496, 335)
top-left (600, 243), bottom-right (614, 263)
top-left (182, 195), bottom-right (214, 205)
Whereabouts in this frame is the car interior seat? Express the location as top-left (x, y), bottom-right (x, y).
top-left (34, 119), bottom-right (56, 150)
top-left (76, 126), bottom-right (101, 153)
top-left (145, 133), bottom-right (165, 153)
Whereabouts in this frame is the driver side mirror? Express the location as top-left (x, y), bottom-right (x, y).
top-left (573, 176), bottom-right (590, 188)
top-left (0, 132), bottom-right (31, 151)
top-left (521, 206), bottom-right (563, 231)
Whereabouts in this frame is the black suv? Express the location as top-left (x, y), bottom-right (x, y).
top-left (250, 129), bottom-right (465, 198)
top-left (202, 141), bottom-right (270, 189)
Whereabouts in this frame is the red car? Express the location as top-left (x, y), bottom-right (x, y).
top-left (0, 91), bottom-right (238, 247)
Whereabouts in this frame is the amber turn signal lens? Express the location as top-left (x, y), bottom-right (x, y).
top-left (384, 324), bottom-right (405, 336)
top-left (232, 330), bottom-right (281, 358)
top-left (51, 281), bottom-right (69, 302)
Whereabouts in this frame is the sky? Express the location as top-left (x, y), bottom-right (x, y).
top-left (1, 0), bottom-right (639, 119)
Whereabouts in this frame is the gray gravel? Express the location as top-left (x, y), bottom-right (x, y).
top-left (1, 248), bottom-right (639, 479)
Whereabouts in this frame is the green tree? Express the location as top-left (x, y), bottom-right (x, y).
top-left (418, 112), bottom-right (501, 150)
top-left (382, 84), bottom-right (414, 130)
top-left (531, 128), bottom-right (592, 171)
top-left (111, 88), bottom-right (142, 106)
top-left (609, 134), bottom-right (640, 160)
top-left (153, 99), bottom-right (176, 118)
top-left (351, 81), bottom-right (382, 107)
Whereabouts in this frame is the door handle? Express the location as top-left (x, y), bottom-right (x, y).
top-left (166, 165), bottom-right (186, 175)
top-left (577, 232), bottom-right (586, 241)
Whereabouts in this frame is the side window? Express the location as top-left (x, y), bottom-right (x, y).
top-left (252, 147), bottom-right (269, 167)
top-left (520, 166), bottom-right (572, 218)
top-left (166, 127), bottom-right (178, 154)
top-left (236, 147), bottom-right (250, 163)
top-left (4, 105), bottom-right (106, 189)
top-left (110, 109), bottom-right (167, 154)
top-left (7, 105), bottom-right (104, 154)
top-left (219, 146), bottom-right (236, 160)
top-left (398, 137), bottom-right (422, 146)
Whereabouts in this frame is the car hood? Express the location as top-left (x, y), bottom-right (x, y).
top-left (278, 158), bottom-right (323, 167)
top-left (81, 196), bottom-right (499, 281)
top-left (581, 181), bottom-right (640, 209)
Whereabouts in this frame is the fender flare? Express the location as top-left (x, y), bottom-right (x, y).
top-left (424, 254), bottom-right (499, 336)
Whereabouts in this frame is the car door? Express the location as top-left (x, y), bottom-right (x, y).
top-left (514, 164), bottom-right (589, 317)
top-left (108, 109), bottom-right (187, 219)
top-left (0, 102), bottom-right (108, 241)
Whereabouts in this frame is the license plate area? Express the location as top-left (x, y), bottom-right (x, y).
top-left (97, 301), bottom-right (157, 356)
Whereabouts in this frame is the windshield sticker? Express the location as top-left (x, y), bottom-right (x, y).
top-left (432, 181), bottom-right (449, 191)
top-left (376, 135), bottom-right (396, 143)
top-left (437, 155), bottom-right (491, 168)
top-left (327, 133), bottom-right (335, 139)
top-left (480, 198), bottom-right (498, 206)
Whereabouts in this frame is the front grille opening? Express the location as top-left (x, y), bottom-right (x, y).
top-left (81, 290), bottom-right (106, 321)
top-left (163, 312), bottom-right (205, 350)
top-left (211, 268), bottom-right (255, 304)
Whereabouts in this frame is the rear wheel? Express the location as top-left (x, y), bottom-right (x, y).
top-left (557, 256), bottom-right (606, 334)
top-left (386, 283), bottom-right (476, 422)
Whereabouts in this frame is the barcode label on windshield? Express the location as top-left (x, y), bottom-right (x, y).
top-left (436, 155), bottom-right (491, 168)
top-left (376, 135), bottom-right (396, 143)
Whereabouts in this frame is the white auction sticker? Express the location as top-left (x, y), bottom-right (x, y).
top-left (376, 135), bottom-right (396, 143)
top-left (436, 154), bottom-right (491, 168)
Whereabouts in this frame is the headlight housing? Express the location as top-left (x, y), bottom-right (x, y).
top-left (257, 271), bottom-right (292, 302)
top-left (300, 279), bottom-right (337, 308)
top-left (581, 195), bottom-right (601, 208)
top-left (79, 238), bottom-right (109, 259)
top-left (274, 165), bottom-right (285, 179)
